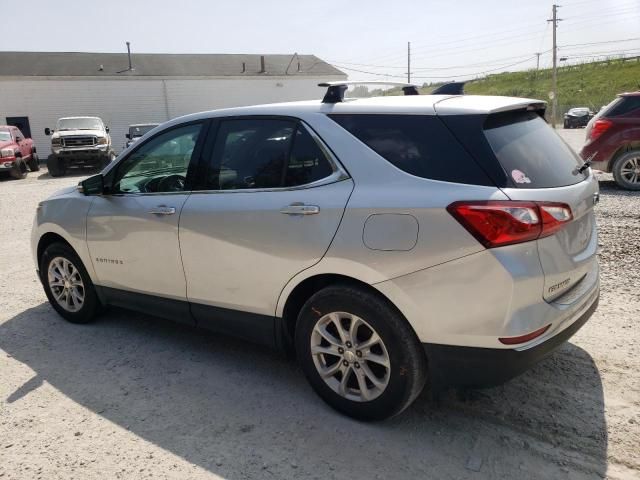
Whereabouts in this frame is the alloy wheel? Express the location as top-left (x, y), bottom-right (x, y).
top-left (47, 257), bottom-right (85, 312)
top-left (620, 156), bottom-right (640, 184)
top-left (310, 312), bottom-right (391, 402)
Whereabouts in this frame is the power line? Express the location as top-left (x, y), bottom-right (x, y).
top-left (333, 56), bottom-right (538, 81)
top-left (560, 36), bottom-right (640, 48)
top-left (326, 51), bottom-right (550, 71)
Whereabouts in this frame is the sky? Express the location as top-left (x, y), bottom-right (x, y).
top-left (4, 0), bottom-right (639, 84)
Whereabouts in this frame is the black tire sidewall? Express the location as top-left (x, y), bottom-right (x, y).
top-left (612, 150), bottom-right (640, 191)
top-left (28, 152), bottom-right (40, 172)
top-left (295, 286), bottom-right (427, 421)
top-left (47, 155), bottom-right (65, 177)
top-left (10, 159), bottom-right (28, 179)
top-left (40, 243), bottom-right (100, 324)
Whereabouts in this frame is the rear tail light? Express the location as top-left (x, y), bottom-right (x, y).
top-left (447, 201), bottom-right (573, 248)
top-left (589, 119), bottom-right (612, 141)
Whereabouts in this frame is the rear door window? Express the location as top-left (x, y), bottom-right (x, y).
top-left (484, 111), bottom-right (586, 188)
top-left (603, 96), bottom-right (640, 117)
top-left (328, 114), bottom-right (491, 185)
top-left (204, 118), bottom-right (336, 190)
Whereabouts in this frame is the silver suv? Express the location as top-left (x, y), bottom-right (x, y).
top-left (32, 87), bottom-right (600, 420)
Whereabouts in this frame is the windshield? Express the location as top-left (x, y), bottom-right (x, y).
top-left (57, 118), bottom-right (104, 131)
top-left (129, 125), bottom-right (157, 137)
top-left (0, 131), bottom-right (11, 142)
top-left (569, 108), bottom-right (589, 115)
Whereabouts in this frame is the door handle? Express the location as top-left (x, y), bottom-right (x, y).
top-left (280, 203), bottom-right (320, 215)
top-left (149, 205), bottom-right (176, 215)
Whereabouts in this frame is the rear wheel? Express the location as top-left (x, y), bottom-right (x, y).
top-left (47, 155), bottom-right (66, 177)
top-left (27, 151), bottom-right (40, 172)
top-left (295, 285), bottom-right (427, 420)
top-left (9, 158), bottom-right (28, 179)
top-left (612, 150), bottom-right (640, 191)
top-left (40, 242), bottom-right (100, 324)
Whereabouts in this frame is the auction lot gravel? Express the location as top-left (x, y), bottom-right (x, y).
top-left (1, 128), bottom-right (638, 480)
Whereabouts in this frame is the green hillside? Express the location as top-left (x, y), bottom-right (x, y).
top-left (461, 57), bottom-right (640, 113)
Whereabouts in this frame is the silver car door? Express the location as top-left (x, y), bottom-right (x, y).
top-left (86, 122), bottom-right (204, 319)
top-left (179, 118), bottom-right (353, 342)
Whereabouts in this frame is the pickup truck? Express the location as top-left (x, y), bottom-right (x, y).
top-left (0, 125), bottom-right (40, 179)
top-left (44, 116), bottom-right (116, 177)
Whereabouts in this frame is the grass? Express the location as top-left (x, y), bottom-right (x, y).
top-left (456, 57), bottom-right (640, 113)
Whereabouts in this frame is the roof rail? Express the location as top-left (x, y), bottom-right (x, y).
top-left (431, 81), bottom-right (466, 95)
top-left (318, 81), bottom-right (420, 103)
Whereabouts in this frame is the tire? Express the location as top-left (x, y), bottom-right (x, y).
top-left (9, 158), bottom-right (28, 179)
top-left (100, 151), bottom-right (116, 169)
top-left (39, 242), bottom-right (101, 324)
top-left (563, 121), bottom-right (569, 129)
top-left (295, 284), bottom-right (428, 421)
top-left (47, 155), bottom-right (66, 177)
top-left (28, 151), bottom-right (40, 172)
top-left (612, 149), bottom-right (640, 191)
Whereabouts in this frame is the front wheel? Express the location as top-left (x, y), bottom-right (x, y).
top-left (40, 242), bottom-right (101, 323)
top-left (47, 155), bottom-right (66, 177)
top-left (9, 158), bottom-right (28, 179)
top-left (612, 150), bottom-right (640, 191)
top-left (295, 285), bottom-right (427, 421)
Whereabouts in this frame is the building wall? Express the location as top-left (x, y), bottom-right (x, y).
top-left (0, 76), bottom-right (344, 155)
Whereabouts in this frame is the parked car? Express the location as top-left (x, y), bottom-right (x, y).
top-left (124, 123), bottom-right (160, 149)
top-left (44, 116), bottom-right (116, 177)
top-left (32, 89), bottom-right (600, 420)
top-left (563, 107), bottom-right (593, 129)
top-left (581, 92), bottom-right (640, 190)
top-left (0, 125), bottom-right (40, 179)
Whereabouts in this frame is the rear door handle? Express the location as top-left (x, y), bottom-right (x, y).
top-left (280, 203), bottom-right (320, 215)
top-left (149, 205), bottom-right (176, 215)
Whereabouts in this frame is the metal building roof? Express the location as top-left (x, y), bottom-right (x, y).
top-left (0, 51), bottom-right (345, 78)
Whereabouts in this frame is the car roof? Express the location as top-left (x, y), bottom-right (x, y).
top-left (619, 91), bottom-right (640, 97)
top-left (166, 94), bottom-right (546, 127)
top-left (58, 116), bottom-right (103, 120)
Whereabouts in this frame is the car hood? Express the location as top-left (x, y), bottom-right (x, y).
top-left (54, 129), bottom-right (104, 138)
top-left (0, 139), bottom-right (16, 149)
top-left (567, 112), bottom-right (589, 117)
top-left (48, 185), bottom-right (79, 198)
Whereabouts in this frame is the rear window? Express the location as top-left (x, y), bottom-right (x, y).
top-left (328, 114), bottom-right (491, 185)
top-left (484, 111), bottom-right (586, 188)
top-left (603, 96), bottom-right (640, 117)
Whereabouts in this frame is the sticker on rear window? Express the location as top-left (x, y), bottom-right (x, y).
top-left (511, 169), bottom-right (531, 184)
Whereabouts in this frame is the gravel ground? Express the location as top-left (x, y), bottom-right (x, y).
top-left (0, 129), bottom-right (638, 480)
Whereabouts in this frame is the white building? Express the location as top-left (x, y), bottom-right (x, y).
top-left (0, 51), bottom-right (346, 155)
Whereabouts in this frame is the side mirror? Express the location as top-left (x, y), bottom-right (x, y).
top-left (44, 128), bottom-right (52, 136)
top-left (78, 174), bottom-right (104, 196)
top-left (105, 126), bottom-right (110, 133)
top-left (125, 133), bottom-right (131, 139)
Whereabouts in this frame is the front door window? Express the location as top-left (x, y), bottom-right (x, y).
top-left (113, 123), bottom-right (202, 194)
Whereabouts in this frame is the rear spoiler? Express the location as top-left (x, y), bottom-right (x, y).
top-left (319, 81), bottom-right (419, 103)
top-left (431, 82), bottom-right (466, 95)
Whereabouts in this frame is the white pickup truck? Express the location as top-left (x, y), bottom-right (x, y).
top-left (44, 117), bottom-right (116, 177)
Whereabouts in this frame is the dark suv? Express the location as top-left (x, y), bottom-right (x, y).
top-left (581, 92), bottom-right (640, 190)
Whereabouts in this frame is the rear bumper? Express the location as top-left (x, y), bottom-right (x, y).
top-left (424, 290), bottom-right (599, 388)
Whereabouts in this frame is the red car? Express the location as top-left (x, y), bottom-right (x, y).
top-left (580, 92), bottom-right (640, 190)
top-left (0, 125), bottom-right (40, 179)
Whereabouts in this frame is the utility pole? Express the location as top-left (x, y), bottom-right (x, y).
top-left (535, 52), bottom-right (541, 70)
top-left (407, 41), bottom-right (411, 83)
top-left (547, 5), bottom-right (562, 127)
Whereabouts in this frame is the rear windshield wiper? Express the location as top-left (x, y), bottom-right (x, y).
top-left (577, 159), bottom-right (592, 174)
